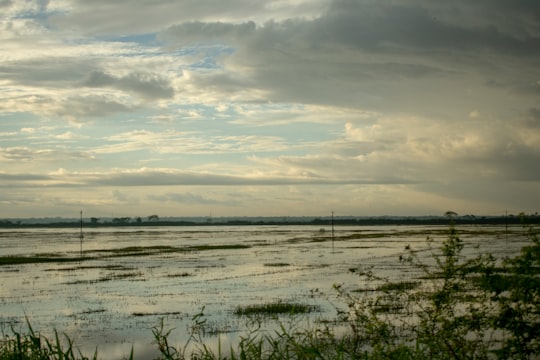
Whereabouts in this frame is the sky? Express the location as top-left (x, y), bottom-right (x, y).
top-left (1, 0), bottom-right (539, 219)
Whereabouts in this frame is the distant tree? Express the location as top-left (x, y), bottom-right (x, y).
top-left (90, 217), bottom-right (100, 224)
top-left (113, 217), bottom-right (131, 224)
top-left (136, 217), bottom-right (142, 224)
top-left (148, 214), bottom-right (159, 222)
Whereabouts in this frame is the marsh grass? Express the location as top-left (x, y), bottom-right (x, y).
top-left (263, 262), bottom-right (290, 267)
top-left (166, 272), bottom-right (192, 278)
top-left (0, 255), bottom-right (90, 266)
top-left (47, 264), bottom-right (134, 272)
top-left (0, 244), bottom-right (252, 266)
top-left (234, 302), bottom-right (319, 317)
top-left (187, 244), bottom-right (251, 251)
top-left (64, 271), bottom-right (144, 285)
top-left (0, 318), bottom-right (102, 360)
top-left (132, 311), bottom-right (182, 317)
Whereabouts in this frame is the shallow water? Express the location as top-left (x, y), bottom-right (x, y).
top-left (0, 224), bottom-right (528, 359)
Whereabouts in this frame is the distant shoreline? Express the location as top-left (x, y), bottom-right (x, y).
top-left (1, 214), bottom-right (538, 228)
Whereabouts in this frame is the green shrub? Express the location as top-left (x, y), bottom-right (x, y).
top-left (334, 216), bottom-right (539, 359)
top-left (482, 220), bottom-right (540, 359)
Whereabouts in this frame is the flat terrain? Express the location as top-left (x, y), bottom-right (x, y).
top-left (0, 225), bottom-right (529, 359)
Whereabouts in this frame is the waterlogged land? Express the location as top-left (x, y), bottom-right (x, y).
top-left (0, 225), bottom-right (529, 359)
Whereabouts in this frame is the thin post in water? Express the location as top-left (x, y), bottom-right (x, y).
top-left (79, 210), bottom-right (84, 259)
top-left (331, 211), bottom-right (334, 252)
top-left (505, 210), bottom-right (508, 244)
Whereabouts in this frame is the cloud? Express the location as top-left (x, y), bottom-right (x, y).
top-left (0, 147), bottom-right (96, 162)
top-left (468, 110), bottom-right (480, 119)
top-left (83, 70), bottom-right (174, 100)
top-left (95, 129), bottom-right (290, 155)
top-left (314, 1), bottom-right (540, 55)
top-left (87, 168), bottom-right (317, 187)
top-left (112, 190), bottom-right (131, 202)
top-left (50, 95), bottom-right (135, 121)
top-left (284, 117), bottom-right (540, 184)
top-left (0, 58), bottom-right (98, 87)
top-left (0, 172), bottom-right (51, 182)
top-left (0, 1), bottom-right (12, 9)
top-left (160, 21), bottom-right (256, 45)
top-left (525, 108), bottom-right (540, 126)
top-left (0, 58), bottom-right (173, 102)
top-left (0, 166), bottom-right (411, 189)
top-left (154, 0), bottom-right (540, 120)
top-left (54, 131), bottom-right (88, 140)
top-left (148, 192), bottom-right (230, 205)
top-left (48, 0), bottom-right (327, 36)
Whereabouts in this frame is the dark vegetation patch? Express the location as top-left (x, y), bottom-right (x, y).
top-left (377, 281), bottom-right (420, 292)
top-left (47, 264), bottom-right (134, 272)
top-left (80, 309), bottom-right (106, 315)
top-left (132, 311), bottom-right (182, 317)
top-left (93, 244), bottom-right (250, 255)
top-left (64, 272), bottom-right (143, 285)
top-left (0, 255), bottom-right (90, 266)
top-left (165, 272), bottom-right (192, 278)
top-left (305, 263), bottom-right (330, 269)
top-left (234, 301), bottom-right (319, 316)
top-left (186, 244), bottom-right (251, 251)
top-left (263, 262), bottom-right (290, 267)
top-left (338, 232), bottom-right (396, 240)
top-left (0, 244), bottom-right (252, 266)
top-left (351, 287), bottom-right (378, 293)
top-left (284, 237), bottom-right (310, 244)
top-left (94, 245), bottom-right (179, 256)
top-left (195, 264), bottom-right (225, 269)
top-left (372, 301), bottom-right (406, 314)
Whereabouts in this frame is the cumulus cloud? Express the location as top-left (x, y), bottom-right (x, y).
top-left (83, 70), bottom-right (174, 100)
top-left (0, 58), bottom-right (98, 87)
top-left (0, 58), bottom-right (173, 103)
top-left (154, 0), bottom-right (540, 119)
top-left (315, 1), bottom-right (540, 55)
top-left (50, 95), bottom-right (134, 121)
top-left (48, 0), bottom-right (327, 36)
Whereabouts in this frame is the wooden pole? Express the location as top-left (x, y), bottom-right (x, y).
top-left (80, 210), bottom-right (83, 259)
top-left (505, 210), bottom-right (508, 244)
top-left (331, 211), bottom-right (334, 252)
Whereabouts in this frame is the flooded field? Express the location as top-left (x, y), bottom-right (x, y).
top-left (0, 224), bottom-right (530, 359)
